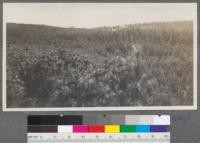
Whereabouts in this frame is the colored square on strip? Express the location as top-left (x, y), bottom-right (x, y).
top-left (105, 125), bottom-right (120, 133)
top-left (83, 116), bottom-right (98, 124)
top-left (60, 116), bottom-right (83, 125)
top-left (41, 125), bottom-right (57, 132)
top-left (28, 125), bottom-right (41, 133)
top-left (138, 116), bottom-right (154, 125)
top-left (58, 125), bottom-right (72, 133)
top-left (88, 125), bottom-right (104, 132)
top-left (106, 115), bottom-right (125, 124)
top-left (150, 125), bottom-right (168, 132)
top-left (120, 125), bottom-right (136, 132)
top-left (125, 115), bottom-right (139, 125)
top-left (28, 116), bottom-right (42, 125)
top-left (40, 116), bottom-right (59, 125)
top-left (136, 125), bottom-right (150, 132)
top-left (153, 115), bottom-right (170, 125)
top-left (73, 125), bottom-right (88, 133)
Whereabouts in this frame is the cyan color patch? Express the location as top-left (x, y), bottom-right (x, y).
top-left (136, 125), bottom-right (150, 132)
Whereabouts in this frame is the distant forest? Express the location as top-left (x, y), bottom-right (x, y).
top-left (6, 21), bottom-right (193, 107)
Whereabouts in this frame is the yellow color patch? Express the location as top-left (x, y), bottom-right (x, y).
top-left (105, 125), bottom-right (120, 133)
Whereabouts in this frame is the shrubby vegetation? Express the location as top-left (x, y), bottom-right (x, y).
top-left (6, 21), bottom-right (193, 107)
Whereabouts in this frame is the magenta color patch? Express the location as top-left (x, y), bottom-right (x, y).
top-left (73, 125), bottom-right (88, 132)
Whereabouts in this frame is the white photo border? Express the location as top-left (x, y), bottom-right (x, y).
top-left (2, 3), bottom-right (198, 111)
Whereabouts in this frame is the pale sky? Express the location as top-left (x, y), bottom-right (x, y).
top-left (3, 3), bottom-right (197, 28)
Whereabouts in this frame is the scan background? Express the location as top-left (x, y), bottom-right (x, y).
top-left (0, 0), bottom-right (199, 143)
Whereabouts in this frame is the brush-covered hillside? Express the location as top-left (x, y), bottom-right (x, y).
top-left (6, 21), bottom-right (193, 107)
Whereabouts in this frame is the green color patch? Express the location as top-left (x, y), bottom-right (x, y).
top-left (120, 125), bottom-right (136, 132)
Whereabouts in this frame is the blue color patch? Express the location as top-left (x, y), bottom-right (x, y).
top-left (136, 125), bottom-right (150, 132)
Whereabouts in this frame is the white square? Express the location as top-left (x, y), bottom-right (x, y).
top-left (58, 125), bottom-right (73, 133)
top-left (153, 115), bottom-right (170, 125)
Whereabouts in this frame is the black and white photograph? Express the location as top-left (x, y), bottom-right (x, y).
top-left (3, 3), bottom-right (197, 111)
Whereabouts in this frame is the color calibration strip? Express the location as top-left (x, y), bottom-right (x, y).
top-left (28, 115), bottom-right (170, 143)
top-left (28, 125), bottom-right (169, 133)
